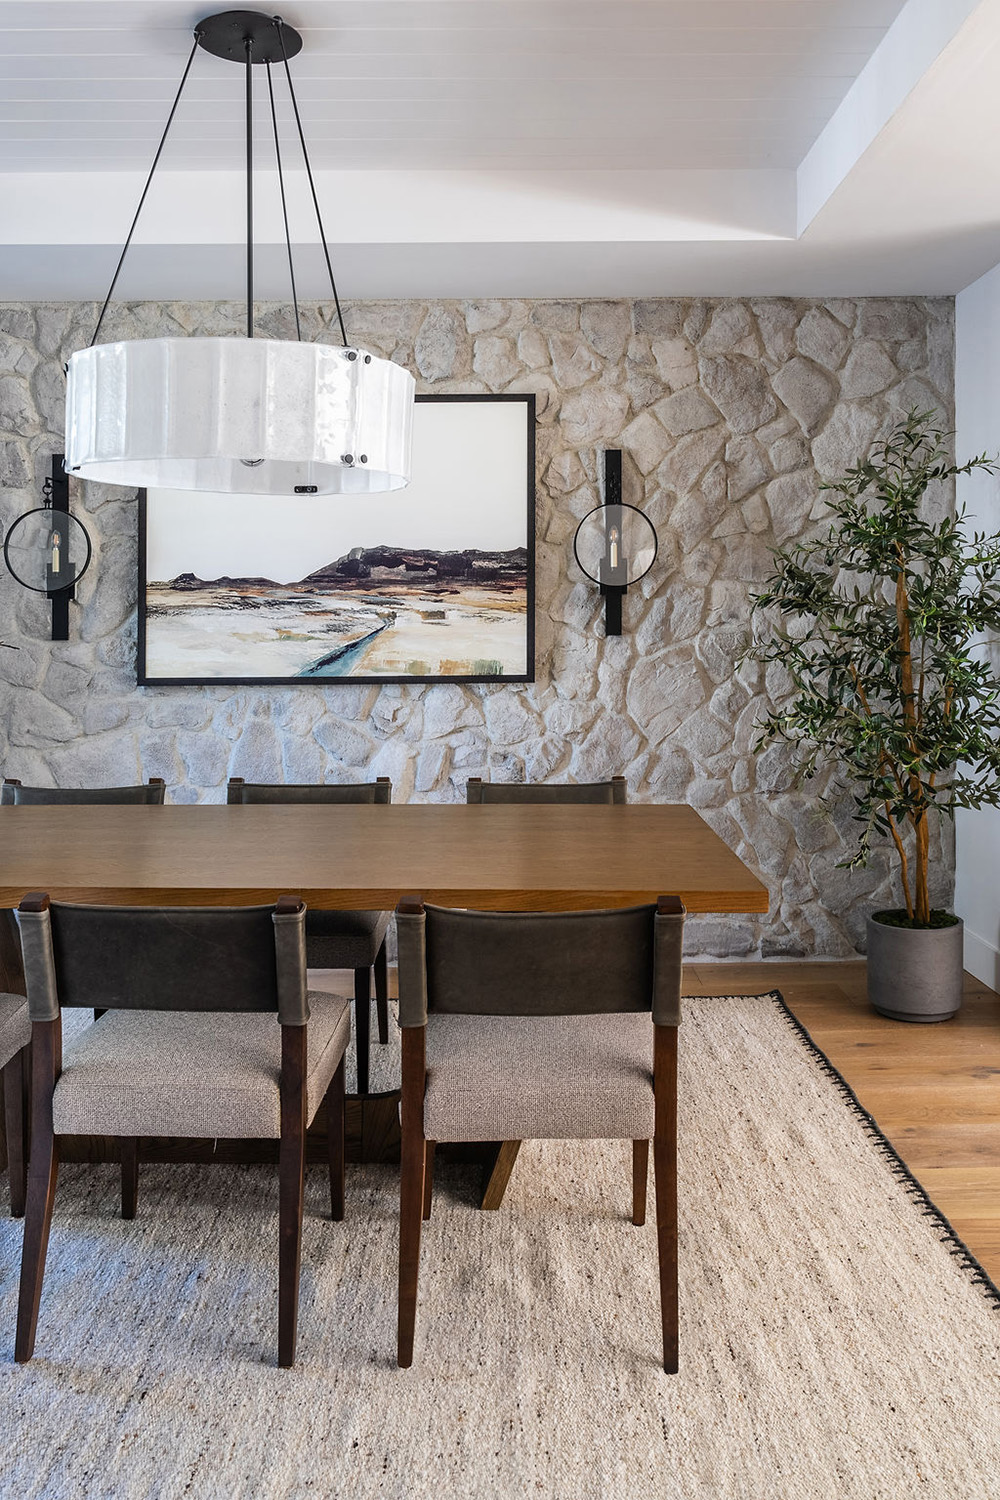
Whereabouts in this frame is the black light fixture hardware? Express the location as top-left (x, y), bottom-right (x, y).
top-left (3, 455), bottom-right (92, 640)
top-left (572, 450), bottom-right (658, 636)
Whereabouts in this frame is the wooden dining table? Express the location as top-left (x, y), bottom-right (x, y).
top-left (0, 801), bottom-right (768, 912)
top-left (0, 801), bottom-right (767, 1187)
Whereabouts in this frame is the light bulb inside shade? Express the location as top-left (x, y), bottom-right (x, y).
top-left (65, 336), bottom-right (415, 495)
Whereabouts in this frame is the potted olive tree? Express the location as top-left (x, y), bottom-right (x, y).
top-left (748, 410), bottom-right (1000, 1021)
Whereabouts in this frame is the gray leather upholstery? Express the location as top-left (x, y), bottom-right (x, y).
top-left (466, 777), bottom-right (626, 804)
top-left (226, 779), bottom-right (392, 968)
top-left (396, 907), bottom-right (429, 1028)
top-left (423, 904), bottom-right (657, 1017)
top-left (51, 992), bottom-right (351, 1138)
top-left (18, 901), bottom-right (308, 1024)
top-left (227, 779), bottom-right (390, 805)
top-left (272, 906), bottom-right (311, 1026)
top-left (304, 909), bottom-right (392, 969)
top-left (397, 901), bottom-right (685, 1026)
top-left (653, 904), bottom-right (685, 1026)
top-left (1, 780), bottom-right (165, 805)
top-left (16, 908), bottom-right (59, 1024)
top-left (0, 992), bottom-right (30, 1066)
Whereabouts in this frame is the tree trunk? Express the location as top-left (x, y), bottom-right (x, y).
top-left (913, 809), bottom-right (930, 925)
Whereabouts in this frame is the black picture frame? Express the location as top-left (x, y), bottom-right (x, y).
top-left (137, 392), bottom-right (535, 687)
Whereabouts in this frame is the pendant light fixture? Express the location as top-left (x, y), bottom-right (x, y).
top-left (64, 10), bottom-right (415, 497)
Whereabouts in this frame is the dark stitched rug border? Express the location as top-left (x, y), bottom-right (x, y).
top-left (724, 988), bottom-right (1000, 1311)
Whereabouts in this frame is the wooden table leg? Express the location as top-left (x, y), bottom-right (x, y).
top-left (480, 1140), bottom-right (521, 1210)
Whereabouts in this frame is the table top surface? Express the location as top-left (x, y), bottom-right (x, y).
top-left (0, 802), bottom-right (767, 913)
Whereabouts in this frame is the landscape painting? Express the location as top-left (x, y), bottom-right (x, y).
top-left (137, 394), bottom-right (534, 684)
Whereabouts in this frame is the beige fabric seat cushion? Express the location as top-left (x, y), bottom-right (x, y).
top-left (52, 992), bottom-right (350, 1139)
top-left (0, 992), bottom-right (30, 1067)
top-left (423, 1011), bottom-right (655, 1143)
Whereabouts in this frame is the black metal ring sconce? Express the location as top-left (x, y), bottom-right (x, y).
top-left (3, 454), bottom-right (92, 640)
top-left (573, 449), bottom-right (657, 635)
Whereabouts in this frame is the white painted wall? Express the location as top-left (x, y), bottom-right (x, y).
top-left (954, 260), bottom-right (1000, 985)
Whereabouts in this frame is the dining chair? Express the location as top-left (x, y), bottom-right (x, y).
top-left (394, 894), bottom-right (685, 1371)
top-left (1, 778), bottom-right (166, 805)
top-left (0, 991), bottom-right (30, 1217)
top-left (465, 775), bottom-right (627, 805)
top-left (466, 774), bottom-right (628, 1206)
top-left (14, 892), bottom-right (350, 1369)
top-left (227, 777), bottom-right (392, 1096)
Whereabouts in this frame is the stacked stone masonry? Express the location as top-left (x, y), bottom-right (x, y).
top-left (0, 296), bottom-right (956, 957)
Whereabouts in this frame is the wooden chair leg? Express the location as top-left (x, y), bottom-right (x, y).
top-left (422, 1141), bottom-right (435, 1220)
top-left (480, 1140), bottom-right (521, 1210)
top-left (16, 1018), bottom-right (61, 1365)
top-left (632, 1139), bottom-right (649, 1227)
top-left (3, 1049), bottom-right (27, 1218)
top-left (374, 939), bottom-right (389, 1045)
top-left (278, 1025), bottom-right (307, 1369)
top-left (398, 1027), bottom-right (426, 1368)
top-left (653, 1025), bottom-right (679, 1374)
top-left (353, 966), bottom-right (371, 1097)
top-left (326, 1057), bottom-right (345, 1222)
top-left (120, 1137), bottom-right (139, 1220)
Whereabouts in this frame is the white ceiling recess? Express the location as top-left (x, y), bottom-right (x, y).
top-left (0, 0), bottom-right (999, 298)
top-left (0, 1), bottom-right (908, 171)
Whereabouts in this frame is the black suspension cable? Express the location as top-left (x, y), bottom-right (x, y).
top-left (245, 37), bottom-right (254, 339)
top-left (266, 60), bottom-right (301, 340)
top-left (274, 16), bottom-right (349, 347)
top-left (89, 33), bottom-right (200, 348)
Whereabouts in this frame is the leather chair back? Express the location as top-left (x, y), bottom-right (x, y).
top-left (227, 778), bottom-right (390, 805)
top-left (466, 776), bottom-right (625, 804)
top-left (17, 896), bottom-right (308, 1024)
top-left (1, 779), bottom-right (166, 806)
top-left (396, 898), bottom-right (684, 1027)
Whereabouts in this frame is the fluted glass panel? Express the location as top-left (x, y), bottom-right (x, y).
top-left (65, 337), bottom-right (415, 495)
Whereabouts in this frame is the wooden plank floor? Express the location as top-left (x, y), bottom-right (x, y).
top-left (685, 961), bottom-right (1000, 1282)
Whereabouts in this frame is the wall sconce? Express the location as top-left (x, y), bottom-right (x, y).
top-left (573, 449), bottom-right (657, 635)
top-left (3, 456), bottom-right (92, 640)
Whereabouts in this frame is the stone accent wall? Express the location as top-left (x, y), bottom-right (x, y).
top-left (0, 296), bottom-right (955, 956)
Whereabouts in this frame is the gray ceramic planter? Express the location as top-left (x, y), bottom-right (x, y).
top-left (866, 913), bottom-right (964, 1023)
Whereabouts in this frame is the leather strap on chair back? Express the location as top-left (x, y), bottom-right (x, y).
top-left (26, 902), bottom-right (306, 1016)
top-left (466, 777), bottom-right (625, 805)
top-left (1, 780), bottom-right (165, 805)
top-left (653, 898), bottom-right (686, 1026)
top-left (17, 904), bottom-right (60, 1023)
top-left (396, 901), bottom-right (429, 1027)
top-left (423, 904), bottom-right (658, 1017)
top-left (272, 900), bottom-right (309, 1025)
top-left (227, 778), bottom-right (391, 805)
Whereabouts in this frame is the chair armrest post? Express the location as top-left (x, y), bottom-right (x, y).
top-left (652, 896), bottom-right (685, 1027)
top-left (273, 897), bottom-right (308, 1025)
top-left (396, 898), bottom-right (428, 1028)
top-left (17, 895), bottom-right (60, 1024)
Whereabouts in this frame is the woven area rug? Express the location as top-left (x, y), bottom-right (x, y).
top-left (1, 992), bottom-right (998, 1500)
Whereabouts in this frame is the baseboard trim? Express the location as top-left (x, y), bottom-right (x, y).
top-left (962, 927), bottom-right (1000, 990)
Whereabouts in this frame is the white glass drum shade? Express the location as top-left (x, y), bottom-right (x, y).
top-left (65, 337), bottom-right (415, 495)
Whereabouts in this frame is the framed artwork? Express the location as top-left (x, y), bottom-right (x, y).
top-left (137, 393), bottom-right (535, 685)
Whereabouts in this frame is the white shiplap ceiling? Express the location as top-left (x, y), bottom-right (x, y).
top-left (3, 0), bottom-right (1000, 299)
top-left (0, 0), bottom-right (909, 172)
